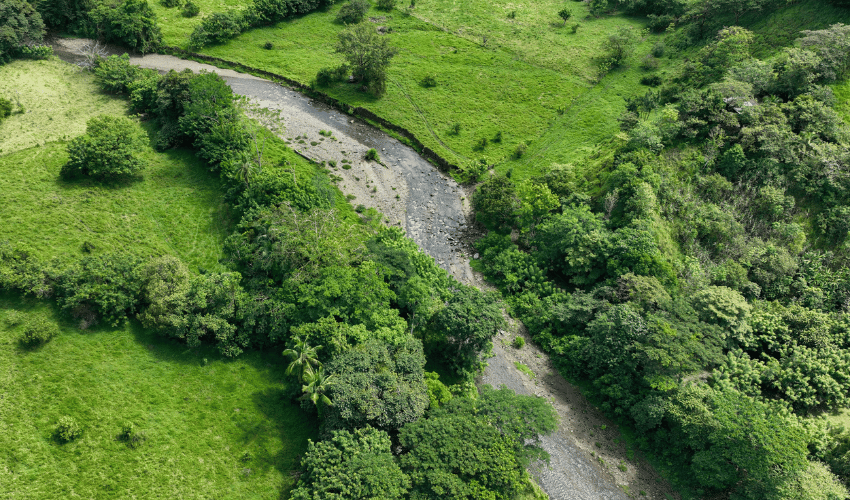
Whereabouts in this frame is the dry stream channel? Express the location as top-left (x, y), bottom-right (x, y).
top-left (54, 39), bottom-right (676, 500)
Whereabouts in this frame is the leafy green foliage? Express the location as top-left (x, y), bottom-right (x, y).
top-left (56, 252), bottom-right (144, 329)
top-left (472, 174), bottom-right (520, 232)
top-left (226, 203), bottom-right (365, 286)
top-left (292, 427), bottom-right (409, 500)
top-left (283, 335), bottom-right (323, 383)
top-left (90, 0), bottom-right (162, 53)
top-left (335, 22), bottom-right (398, 95)
top-left (61, 115), bottom-right (146, 179)
top-left (430, 286), bottom-right (505, 375)
top-left (188, 11), bottom-right (246, 49)
top-left (325, 337), bottom-right (428, 432)
top-left (18, 318), bottom-right (58, 347)
top-left (399, 387), bottom-right (556, 500)
top-left (533, 204), bottom-right (609, 286)
top-left (54, 415), bottom-right (82, 442)
top-left (335, 0), bottom-right (369, 24)
top-left (0, 0), bottom-right (45, 62)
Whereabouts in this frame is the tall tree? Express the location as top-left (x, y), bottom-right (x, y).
top-left (283, 336), bottom-right (322, 383)
top-left (335, 22), bottom-right (398, 95)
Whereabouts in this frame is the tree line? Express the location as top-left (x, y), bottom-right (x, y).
top-left (471, 23), bottom-right (850, 500)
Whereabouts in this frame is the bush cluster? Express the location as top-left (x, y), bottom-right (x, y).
top-left (55, 416), bottom-right (82, 442)
top-left (61, 115), bottom-right (147, 180)
top-left (18, 319), bottom-right (59, 347)
top-left (188, 0), bottom-right (331, 49)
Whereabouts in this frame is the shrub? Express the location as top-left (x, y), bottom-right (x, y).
top-left (19, 319), bottom-right (59, 347)
top-left (55, 416), bottom-right (82, 442)
top-left (182, 1), bottom-right (199, 16)
top-left (61, 115), bottom-right (147, 179)
top-left (118, 422), bottom-right (147, 448)
top-left (56, 252), bottom-right (145, 328)
top-left (90, 0), bottom-right (162, 54)
top-left (336, 0), bottom-right (369, 24)
top-left (94, 54), bottom-right (142, 94)
top-left (513, 142), bottom-right (527, 158)
top-left (493, 131), bottom-right (502, 142)
top-left (451, 123), bottom-right (461, 135)
top-left (263, 41), bottom-right (273, 50)
top-left (651, 41), bottom-right (665, 58)
top-left (0, 0), bottom-right (45, 62)
top-left (420, 75), bottom-right (437, 87)
top-left (0, 97), bottom-right (11, 120)
top-left (571, 23), bottom-right (580, 34)
top-left (19, 44), bottom-right (52, 59)
top-left (161, 0), bottom-right (182, 6)
top-left (316, 66), bottom-right (338, 86)
top-left (475, 137), bottom-right (488, 150)
top-left (640, 74), bottom-right (661, 86)
top-left (376, 0), bottom-right (395, 10)
top-left (365, 148), bottom-right (380, 161)
top-left (512, 336), bottom-right (525, 349)
top-left (640, 55), bottom-right (659, 71)
top-left (188, 11), bottom-right (245, 49)
top-left (336, 21), bottom-right (397, 95)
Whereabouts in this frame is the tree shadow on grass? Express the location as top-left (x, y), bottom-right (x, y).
top-left (249, 386), bottom-right (320, 499)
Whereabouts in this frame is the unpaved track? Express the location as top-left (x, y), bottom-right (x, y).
top-left (54, 40), bottom-right (675, 500)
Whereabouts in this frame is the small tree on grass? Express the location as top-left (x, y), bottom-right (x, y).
top-left (336, 22), bottom-right (398, 96)
top-left (336, 0), bottom-right (370, 24)
top-left (61, 115), bottom-right (146, 180)
top-left (602, 26), bottom-right (639, 68)
top-left (377, 0), bottom-right (396, 10)
top-left (558, 8), bottom-right (571, 25)
top-left (18, 318), bottom-right (59, 347)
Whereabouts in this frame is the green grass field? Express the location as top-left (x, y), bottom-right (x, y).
top-left (0, 294), bottom-right (317, 499)
top-left (0, 58), bottom-right (232, 270)
top-left (0, 59), bottom-right (128, 155)
top-left (149, 0), bottom-right (849, 182)
top-left (168, 2), bottom-right (657, 174)
top-left (151, 0), bottom-right (249, 45)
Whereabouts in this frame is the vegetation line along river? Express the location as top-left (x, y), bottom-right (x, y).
top-left (53, 38), bottom-right (674, 500)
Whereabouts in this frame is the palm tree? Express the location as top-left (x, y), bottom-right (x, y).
top-left (301, 367), bottom-right (334, 417)
top-left (282, 336), bottom-right (322, 383)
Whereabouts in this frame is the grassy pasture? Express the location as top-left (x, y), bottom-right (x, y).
top-left (0, 58), bottom-right (128, 155)
top-left (0, 58), bottom-right (231, 270)
top-left (171, 2), bottom-right (657, 173)
top-left (0, 294), bottom-right (316, 499)
top-left (151, 0), bottom-right (249, 45)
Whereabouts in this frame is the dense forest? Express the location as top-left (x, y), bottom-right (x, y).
top-left (3, 0), bottom-right (850, 498)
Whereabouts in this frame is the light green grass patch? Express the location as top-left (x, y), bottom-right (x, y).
top-left (833, 79), bottom-right (850, 126)
top-left (0, 58), bottom-right (128, 155)
top-left (197, 6), bottom-right (584, 168)
top-left (514, 361), bottom-right (536, 379)
top-left (409, 0), bottom-right (646, 78)
top-left (0, 140), bottom-right (231, 271)
top-left (183, 3), bottom-right (659, 176)
top-left (0, 293), bottom-right (317, 499)
top-left (151, 0), bottom-right (250, 46)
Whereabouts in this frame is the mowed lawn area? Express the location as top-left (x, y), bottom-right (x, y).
top-left (0, 295), bottom-right (317, 499)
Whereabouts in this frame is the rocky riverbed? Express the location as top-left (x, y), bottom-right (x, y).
top-left (53, 38), bottom-right (678, 500)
